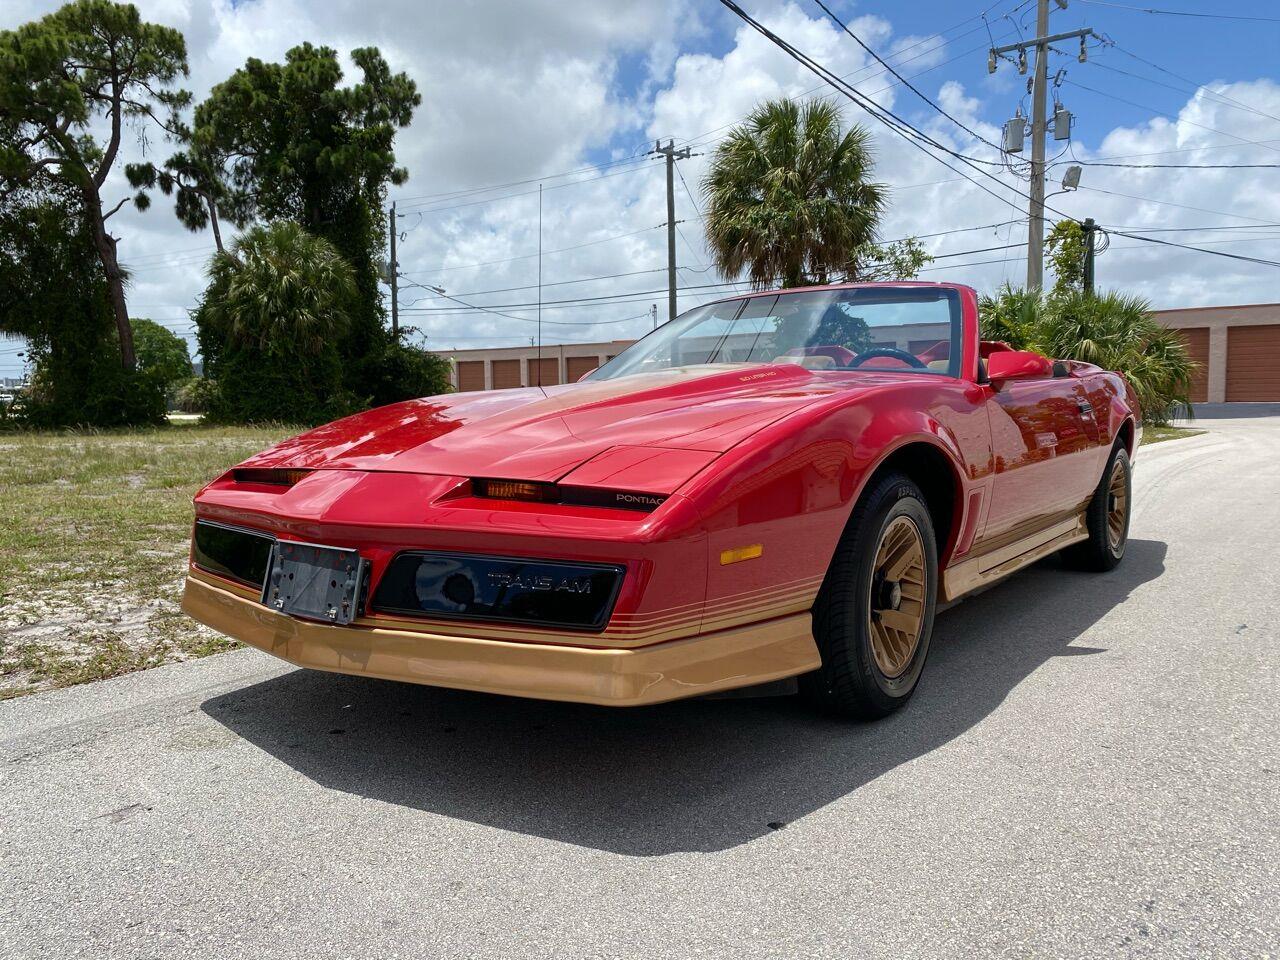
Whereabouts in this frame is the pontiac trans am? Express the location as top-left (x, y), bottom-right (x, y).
top-left (182, 282), bottom-right (1139, 718)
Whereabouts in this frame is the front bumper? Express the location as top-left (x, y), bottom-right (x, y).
top-left (182, 574), bottom-right (820, 706)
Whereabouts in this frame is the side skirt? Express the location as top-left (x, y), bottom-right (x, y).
top-left (941, 513), bottom-right (1088, 602)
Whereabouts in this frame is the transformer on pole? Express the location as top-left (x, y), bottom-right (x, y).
top-left (988, 4), bottom-right (1096, 290)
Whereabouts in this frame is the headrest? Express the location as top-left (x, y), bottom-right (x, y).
top-left (773, 354), bottom-right (836, 370)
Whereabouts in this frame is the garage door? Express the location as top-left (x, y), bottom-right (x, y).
top-left (456, 360), bottom-right (484, 393)
top-left (1227, 324), bottom-right (1280, 401)
top-left (566, 356), bottom-right (598, 382)
top-left (909, 338), bottom-right (947, 355)
top-left (530, 357), bottom-right (559, 386)
top-left (491, 359), bottom-right (522, 390)
top-left (1175, 327), bottom-right (1210, 403)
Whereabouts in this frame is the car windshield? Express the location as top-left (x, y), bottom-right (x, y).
top-left (590, 286), bottom-right (963, 381)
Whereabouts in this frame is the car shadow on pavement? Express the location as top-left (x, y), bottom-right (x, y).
top-left (202, 538), bottom-right (1167, 856)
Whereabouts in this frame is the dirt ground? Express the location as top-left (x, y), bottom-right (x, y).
top-left (0, 424), bottom-right (291, 698)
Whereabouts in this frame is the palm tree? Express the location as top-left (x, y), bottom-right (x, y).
top-left (979, 286), bottom-right (1196, 425)
top-left (195, 221), bottom-right (361, 424)
top-left (978, 283), bottom-right (1045, 351)
top-left (200, 221), bottom-right (356, 355)
top-left (1037, 290), bottom-right (1195, 425)
top-left (703, 98), bottom-right (885, 289)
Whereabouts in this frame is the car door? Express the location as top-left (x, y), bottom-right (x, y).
top-left (983, 376), bottom-right (1099, 544)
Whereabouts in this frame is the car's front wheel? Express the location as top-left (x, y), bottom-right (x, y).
top-left (800, 472), bottom-right (938, 720)
top-left (1064, 443), bottom-right (1132, 572)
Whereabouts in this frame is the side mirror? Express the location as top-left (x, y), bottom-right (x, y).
top-left (986, 350), bottom-right (1053, 386)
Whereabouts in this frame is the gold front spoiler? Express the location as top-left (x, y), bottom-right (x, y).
top-left (181, 576), bottom-right (820, 707)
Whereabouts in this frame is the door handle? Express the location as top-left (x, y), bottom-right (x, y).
top-left (1077, 400), bottom-right (1094, 416)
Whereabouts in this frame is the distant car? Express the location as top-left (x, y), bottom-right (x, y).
top-left (183, 282), bottom-right (1140, 718)
top-left (0, 393), bottom-right (14, 407)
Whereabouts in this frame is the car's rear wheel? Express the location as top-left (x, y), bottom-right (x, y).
top-left (1064, 443), bottom-right (1131, 572)
top-left (800, 472), bottom-right (938, 720)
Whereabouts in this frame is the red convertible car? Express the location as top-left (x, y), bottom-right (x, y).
top-left (183, 282), bottom-right (1139, 718)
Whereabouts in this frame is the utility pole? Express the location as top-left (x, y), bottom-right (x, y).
top-left (989, 3), bottom-right (1095, 290)
top-left (1082, 217), bottom-right (1096, 294)
top-left (648, 140), bottom-right (692, 322)
top-left (1027, 0), bottom-right (1050, 291)
top-left (388, 201), bottom-right (399, 337)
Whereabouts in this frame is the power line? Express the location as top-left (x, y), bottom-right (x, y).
top-left (1108, 234), bottom-right (1280, 249)
top-left (1068, 138), bottom-right (1280, 165)
top-left (1103, 222), bottom-right (1280, 233)
top-left (1105, 43), bottom-right (1280, 126)
top-left (399, 277), bottom-right (535, 324)
top-left (811, 0), bottom-right (1008, 156)
top-left (1104, 229), bottom-right (1280, 267)
top-left (395, 175), bottom-right (998, 283)
top-left (392, 154), bottom-right (650, 206)
top-left (402, 221), bottom-right (1030, 308)
top-left (401, 277), bottom-right (697, 324)
top-left (1064, 78), bottom-right (1280, 156)
top-left (681, 1), bottom-right (1032, 150)
top-left (1074, 0), bottom-right (1280, 23)
top-left (396, 160), bottom-right (658, 215)
top-left (438, 267), bottom-right (668, 299)
top-left (674, 162), bottom-right (702, 218)
top-left (1077, 184), bottom-right (1280, 225)
top-left (401, 279), bottom-right (751, 313)
top-left (412, 311), bottom-right (657, 338)
top-left (399, 241), bottom-right (1047, 316)
top-left (671, 163), bottom-right (705, 264)
top-left (1073, 160), bottom-right (1280, 170)
top-left (121, 243), bottom-right (218, 264)
top-left (405, 227), bottom-right (1026, 306)
top-left (714, 0), bottom-right (1064, 226)
top-left (398, 223), bottom-right (666, 277)
top-left (1087, 59), bottom-right (1280, 127)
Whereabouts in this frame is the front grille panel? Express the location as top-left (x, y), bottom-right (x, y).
top-left (192, 520), bottom-right (274, 588)
top-left (372, 552), bottom-right (624, 632)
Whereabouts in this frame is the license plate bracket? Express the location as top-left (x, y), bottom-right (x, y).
top-left (261, 541), bottom-right (368, 626)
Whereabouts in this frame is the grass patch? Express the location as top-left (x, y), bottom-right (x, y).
top-left (1141, 425), bottom-right (1206, 446)
top-left (0, 424), bottom-right (294, 699)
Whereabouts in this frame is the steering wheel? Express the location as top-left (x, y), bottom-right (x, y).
top-left (847, 347), bottom-right (927, 369)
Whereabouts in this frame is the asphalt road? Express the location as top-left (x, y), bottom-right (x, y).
top-left (3, 411), bottom-right (1278, 960)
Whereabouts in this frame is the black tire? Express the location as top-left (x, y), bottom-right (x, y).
top-left (799, 472), bottom-right (938, 720)
top-left (1064, 444), bottom-right (1131, 572)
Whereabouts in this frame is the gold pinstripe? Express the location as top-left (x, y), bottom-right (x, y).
top-left (181, 575), bottom-right (822, 706)
top-left (187, 567), bottom-right (823, 650)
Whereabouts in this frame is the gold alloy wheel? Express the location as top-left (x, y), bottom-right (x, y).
top-left (1107, 458), bottom-right (1128, 550)
top-left (868, 515), bottom-right (927, 678)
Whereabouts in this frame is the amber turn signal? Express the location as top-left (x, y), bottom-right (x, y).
top-left (474, 478), bottom-right (557, 502)
top-left (720, 544), bottom-right (764, 565)
top-left (232, 468), bottom-right (312, 487)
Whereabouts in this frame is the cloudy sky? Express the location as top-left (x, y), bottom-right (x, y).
top-left (3, 0), bottom-right (1279, 378)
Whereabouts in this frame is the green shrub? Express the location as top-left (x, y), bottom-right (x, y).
top-left (131, 318), bottom-right (193, 402)
top-left (173, 376), bottom-right (218, 414)
top-left (978, 283), bottom-right (1045, 351)
top-left (978, 285), bottom-right (1195, 425)
top-left (1, 188), bottom-right (165, 429)
top-left (360, 335), bottom-right (454, 405)
top-left (20, 354), bottom-right (167, 428)
top-left (196, 222), bottom-right (362, 425)
top-left (1038, 290), bottom-right (1194, 425)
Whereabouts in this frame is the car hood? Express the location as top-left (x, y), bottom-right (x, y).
top-left (238, 363), bottom-right (863, 487)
